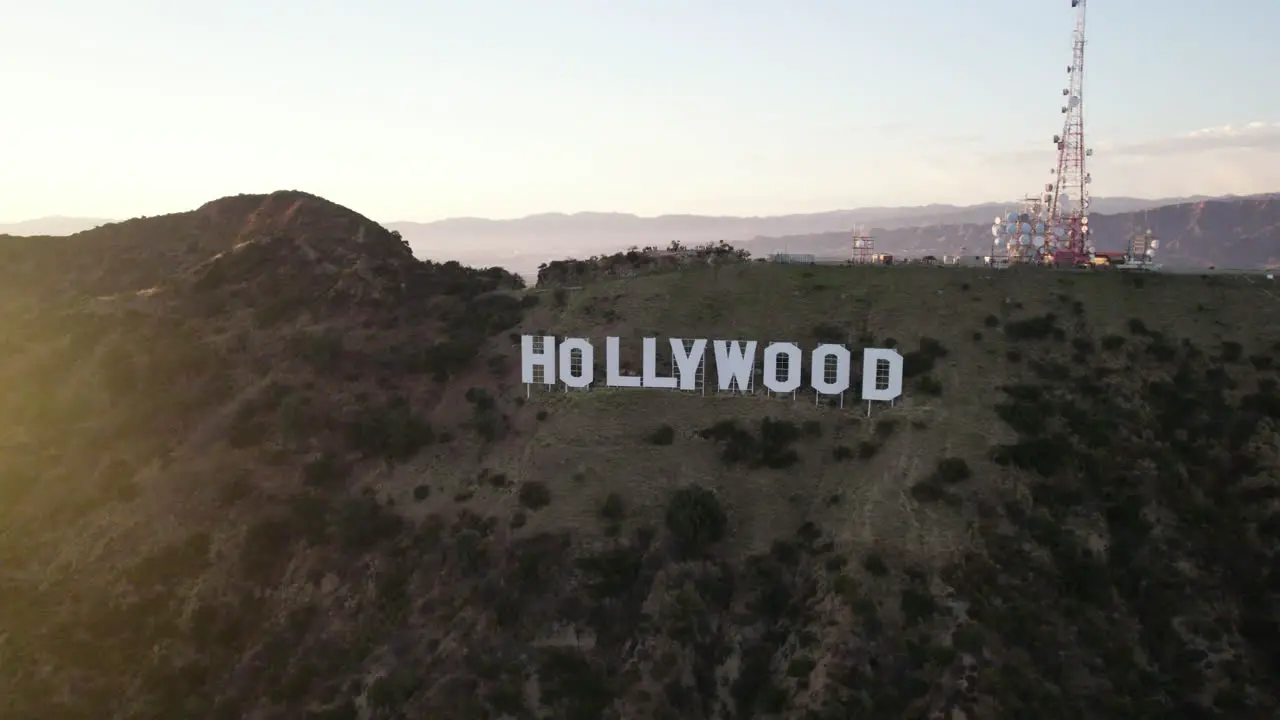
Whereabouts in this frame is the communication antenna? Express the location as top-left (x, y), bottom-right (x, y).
top-left (1128, 228), bottom-right (1159, 266)
top-left (993, 195), bottom-right (1057, 265)
top-left (851, 229), bottom-right (875, 264)
top-left (1047, 0), bottom-right (1093, 256)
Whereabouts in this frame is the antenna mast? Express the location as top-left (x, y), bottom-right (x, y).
top-left (851, 231), bottom-right (875, 264)
top-left (1048, 0), bottom-right (1093, 255)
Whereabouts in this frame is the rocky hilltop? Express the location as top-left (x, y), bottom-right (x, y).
top-left (2, 192), bottom-right (1279, 719)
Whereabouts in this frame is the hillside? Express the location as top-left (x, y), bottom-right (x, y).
top-left (3, 193), bottom-right (1280, 719)
top-left (741, 194), bottom-right (1280, 268)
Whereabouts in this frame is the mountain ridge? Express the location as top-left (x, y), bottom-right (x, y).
top-left (1, 194), bottom-right (1241, 238)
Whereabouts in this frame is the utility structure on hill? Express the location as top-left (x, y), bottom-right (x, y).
top-left (991, 195), bottom-right (1054, 265)
top-left (851, 232), bottom-right (875, 264)
top-left (1047, 0), bottom-right (1095, 257)
top-left (1127, 228), bottom-right (1160, 267)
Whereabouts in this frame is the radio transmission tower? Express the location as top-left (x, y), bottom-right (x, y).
top-left (1048, 0), bottom-right (1094, 256)
top-left (851, 231), bottom-right (874, 264)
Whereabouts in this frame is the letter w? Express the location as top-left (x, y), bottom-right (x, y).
top-left (713, 340), bottom-right (757, 391)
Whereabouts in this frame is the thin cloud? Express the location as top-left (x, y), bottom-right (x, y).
top-left (1111, 121), bottom-right (1280, 157)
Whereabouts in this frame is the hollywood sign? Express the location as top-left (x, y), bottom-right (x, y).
top-left (521, 335), bottom-right (904, 403)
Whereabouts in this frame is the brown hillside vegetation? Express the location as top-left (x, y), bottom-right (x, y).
top-left (3, 193), bottom-right (1280, 719)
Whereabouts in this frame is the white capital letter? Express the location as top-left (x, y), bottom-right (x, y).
top-left (559, 338), bottom-right (595, 388)
top-left (713, 340), bottom-right (757, 391)
top-left (605, 336), bottom-right (641, 388)
top-left (671, 338), bottom-right (707, 390)
top-left (811, 344), bottom-right (851, 394)
top-left (521, 335), bottom-right (556, 385)
top-left (861, 348), bottom-right (903, 401)
top-left (763, 342), bottom-right (802, 393)
top-left (642, 337), bottom-right (677, 389)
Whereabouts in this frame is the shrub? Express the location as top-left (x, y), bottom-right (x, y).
top-left (413, 484), bottom-right (430, 501)
top-left (518, 481), bottom-right (551, 510)
top-left (302, 452), bottom-right (350, 489)
top-left (698, 418), bottom-right (800, 468)
top-left (1101, 334), bottom-right (1126, 351)
top-left (910, 481), bottom-right (949, 503)
top-left (1220, 341), bottom-right (1244, 363)
top-left (344, 403), bottom-right (434, 461)
top-left (646, 423), bottom-right (676, 445)
top-left (863, 552), bottom-right (889, 576)
top-left (916, 375), bottom-right (943, 396)
top-left (918, 337), bottom-right (948, 358)
top-left (1005, 314), bottom-right (1058, 341)
top-left (932, 457), bottom-right (971, 484)
top-left (874, 419), bottom-right (898, 438)
top-left (665, 485), bottom-right (727, 555)
top-left (600, 492), bottom-right (625, 521)
top-left (902, 351), bottom-right (934, 377)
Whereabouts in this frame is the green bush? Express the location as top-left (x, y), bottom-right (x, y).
top-left (302, 451), bottom-right (350, 489)
top-left (697, 418), bottom-right (800, 468)
top-left (600, 492), bottom-right (625, 521)
top-left (863, 552), bottom-right (889, 576)
top-left (518, 481), bottom-right (551, 510)
top-left (932, 457), bottom-right (971, 484)
top-left (665, 485), bottom-right (727, 556)
top-left (916, 375), bottom-right (943, 396)
top-left (646, 423), bottom-right (676, 445)
top-left (344, 403), bottom-right (434, 461)
top-left (1005, 314), bottom-right (1058, 341)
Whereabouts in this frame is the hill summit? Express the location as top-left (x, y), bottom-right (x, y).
top-left (3, 192), bottom-right (1280, 719)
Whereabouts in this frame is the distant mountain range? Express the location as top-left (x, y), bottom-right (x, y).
top-left (0, 216), bottom-right (113, 236)
top-left (733, 194), bottom-right (1280, 270)
top-left (382, 195), bottom-right (1227, 273)
top-left (6, 193), bottom-right (1279, 273)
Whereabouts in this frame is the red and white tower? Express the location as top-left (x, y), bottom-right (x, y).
top-left (1048, 0), bottom-right (1094, 255)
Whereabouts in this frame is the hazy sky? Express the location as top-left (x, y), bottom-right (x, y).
top-left (3, 0), bottom-right (1278, 222)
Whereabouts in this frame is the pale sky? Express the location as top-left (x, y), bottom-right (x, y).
top-left (2, 0), bottom-right (1278, 223)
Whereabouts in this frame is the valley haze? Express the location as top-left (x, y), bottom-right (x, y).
top-left (6, 192), bottom-right (1278, 277)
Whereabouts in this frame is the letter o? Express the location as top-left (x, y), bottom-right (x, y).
top-left (763, 342), bottom-right (802, 393)
top-left (558, 338), bottom-right (595, 388)
top-left (811, 344), bottom-right (851, 394)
